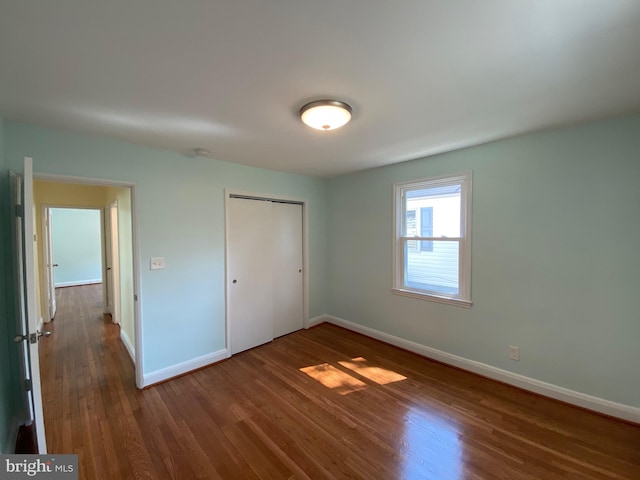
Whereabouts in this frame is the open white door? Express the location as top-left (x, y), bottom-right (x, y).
top-left (10, 157), bottom-right (48, 453)
top-left (107, 202), bottom-right (121, 324)
top-left (104, 206), bottom-right (112, 314)
top-left (43, 207), bottom-right (57, 320)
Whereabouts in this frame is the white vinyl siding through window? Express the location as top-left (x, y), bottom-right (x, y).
top-left (393, 171), bottom-right (472, 307)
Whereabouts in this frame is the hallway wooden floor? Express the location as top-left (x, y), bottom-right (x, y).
top-left (40, 285), bottom-right (639, 479)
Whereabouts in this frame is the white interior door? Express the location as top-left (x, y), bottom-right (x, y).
top-left (10, 157), bottom-right (48, 453)
top-left (272, 203), bottom-right (304, 338)
top-left (108, 202), bottom-right (121, 324)
top-left (104, 205), bottom-right (113, 315)
top-left (44, 207), bottom-right (57, 320)
top-left (228, 197), bottom-right (274, 355)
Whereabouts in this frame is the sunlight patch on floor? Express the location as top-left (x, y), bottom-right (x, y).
top-left (338, 357), bottom-right (407, 385)
top-left (300, 363), bottom-right (367, 395)
top-left (300, 357), bottom-right (406, 395)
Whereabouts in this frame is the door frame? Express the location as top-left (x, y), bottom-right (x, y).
top-left (34, 173), bottom-right (144, 389)
top-left (105, 202), bottom-right (121, 324)
top-left (223, 189), bottom-right (309, 357)
top-left (42, 207), bottom-right (57, 321)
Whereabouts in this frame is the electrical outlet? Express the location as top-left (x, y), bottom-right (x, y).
top-left (150, 257), bottom-right (166, 271)
top-left (508, 345), bottom-right (520, 361)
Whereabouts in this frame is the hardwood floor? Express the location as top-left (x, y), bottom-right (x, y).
top-left (40, 285), bottom-right (640, 479)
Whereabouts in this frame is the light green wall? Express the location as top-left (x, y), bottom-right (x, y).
top-left (51, 208), bottom-right (103, 286)
top-left (4, 121), bottom-right (328, 374)
top-left (328, 114), bottom-right (640, 408)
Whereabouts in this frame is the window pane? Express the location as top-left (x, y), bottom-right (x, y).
top-left (405, 210), bottom-right (416, 235)
top-left (405, 184), bottom-right (461, 237)
top-left (404, 240), bottom-right (459, 295)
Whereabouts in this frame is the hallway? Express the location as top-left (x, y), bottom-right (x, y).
top-left (40, 284), bottom-right (136, 476)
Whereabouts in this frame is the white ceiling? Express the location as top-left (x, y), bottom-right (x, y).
top-left (1, 1), bottom-right (639, 178)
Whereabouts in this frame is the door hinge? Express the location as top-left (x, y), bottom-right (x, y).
top-left (25, 379), bottom-right (32, 391)
top-left (15, 204), bottom-right (24, 218)
top-left (134, 294), bottom-right (138, 301)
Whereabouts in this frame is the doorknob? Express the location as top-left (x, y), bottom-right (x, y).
top-left (13, 331), bottom-right (51, 344)
top-left (232, 279), bottom-right (237, 284)
top-left (53, 263), bottom-right (59, 267)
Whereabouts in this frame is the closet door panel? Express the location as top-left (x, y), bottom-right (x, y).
top-left (228, 198), bottom-right (274, 354)
top-left (272, 203), bottom-right (304, 338)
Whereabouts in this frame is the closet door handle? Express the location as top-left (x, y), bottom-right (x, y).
top-left (232, 279), bottom-right (237, 284)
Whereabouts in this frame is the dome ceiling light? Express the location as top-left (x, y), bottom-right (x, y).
top-left (299, 100), bottom-right (352, 131)
top-left (193, 148), bottom-right (210, 157)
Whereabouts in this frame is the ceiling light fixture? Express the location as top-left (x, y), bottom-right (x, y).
top-left (193, 148), bottom-right (210, 157)
top-left (300, 100), bottom-right (352, 131)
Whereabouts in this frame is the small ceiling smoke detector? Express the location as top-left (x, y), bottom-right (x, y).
top-left (193, 148), bottom-right (210, 157)
top-left (300, 100), bottom-right (352, 131)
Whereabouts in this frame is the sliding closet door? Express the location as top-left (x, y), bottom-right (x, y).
top-left (272, 202), bottom-right (303, 338)
top-left (228, 198), bottom-right (274, 355)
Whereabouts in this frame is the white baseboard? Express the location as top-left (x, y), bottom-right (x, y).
top-left (142, 349), bottom-right (228, 388)
top-left (120, 329), bottom-right (135, 363)
top-left (321, 315), bottom-right (640, 424)
top-left (54, 279), bottom-right (102, 288)
top-left (307, 315), bottom-right (328, 328)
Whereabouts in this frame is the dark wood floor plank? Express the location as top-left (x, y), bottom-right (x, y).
top-left (40, 285), bottom-right (640, 479)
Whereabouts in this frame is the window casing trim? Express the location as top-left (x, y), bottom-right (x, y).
top-left (392, 171), bottom-right (472, 306)
top-left (391, 288), bottom-right (473, 307)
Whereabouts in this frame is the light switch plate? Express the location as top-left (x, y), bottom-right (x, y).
top-left (150, 257), bottom-right (166, 271)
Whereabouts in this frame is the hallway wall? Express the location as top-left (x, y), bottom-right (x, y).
top-left (50, 208), bottom-right (102, 287)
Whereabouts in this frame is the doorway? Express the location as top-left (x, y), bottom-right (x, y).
top-left (36, 179), bottom-right (138, 365)
top-left (34, 176), bottom-right (141, 376)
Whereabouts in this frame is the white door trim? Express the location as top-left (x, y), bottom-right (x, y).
top-left (107, 202), bottom-right (121, 325)
top-left (33, 173), bottom-right (144, 389)
top-left (224, 189), bottom-right (310, 358)
top-left (42, 207), bottom-right (56, 321)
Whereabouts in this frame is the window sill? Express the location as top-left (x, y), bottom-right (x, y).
top-left (391, 288), bottom-right (472, 308)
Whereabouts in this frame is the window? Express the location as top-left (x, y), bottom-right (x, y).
top-left (393, 171), bottom-right (472, 307)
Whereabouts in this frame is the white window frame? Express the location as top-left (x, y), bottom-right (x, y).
top-left (392, 171), bottom-right (472, 308)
